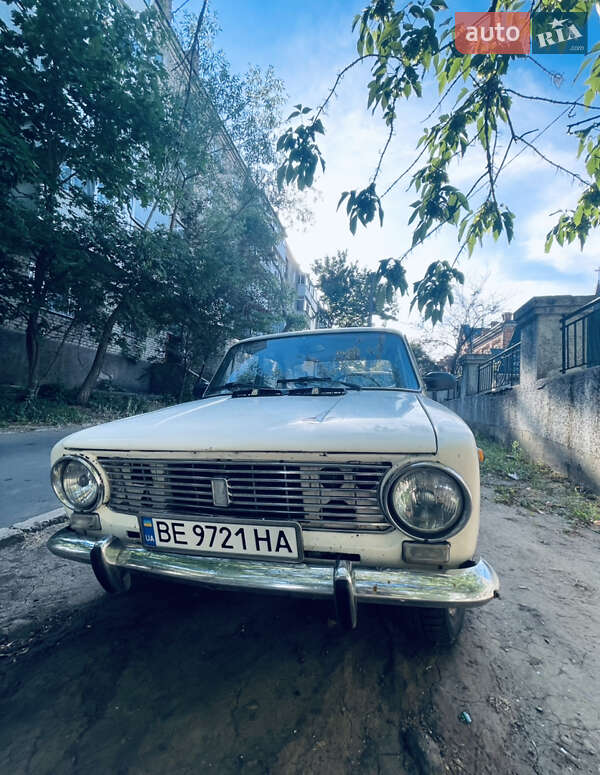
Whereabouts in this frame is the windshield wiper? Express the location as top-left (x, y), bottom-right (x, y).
top-left (206, 380), bottom-right (253, 395)
top-left (277, 376), bottom-right (361, 391)
top-left (231, 386), bottom-right (282, 397)
top-left (209, 381), bottom-right (281, 396)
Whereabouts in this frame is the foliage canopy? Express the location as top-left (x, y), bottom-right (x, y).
top-left (0, 0), bottom-right (299, 399)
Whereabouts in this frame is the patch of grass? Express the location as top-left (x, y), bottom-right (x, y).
top-left (479, 437), bottom-right (548, 486)
top-left (492, 485), bottom-right (519, 506)
top-left (564, 494), bottom-right (600, 525)
top-left (0, 388), bottom-right (172, 429)
top-left (477, 434), bottom-right (600, 527)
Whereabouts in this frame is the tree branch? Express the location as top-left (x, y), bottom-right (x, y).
top-left (508, 124), bottom-right (591, 187)
top-left (381, 143), bottom-right (430, 198)
top-left (567, 116), bottom-right (600, 133)
top-left (505, 89), bottom-right (600, 111)
top-left (526, 56), bottom-right (564, 86)
top-left (58, 171), bottom-right (79, 187)
top-left (422, 71), bottom-right (465, 123)
top-left (313, 54), bottom-right (380, 122)
top-left (372, 111), bottom-right (395, 185)
top-left (179, 0), bottom-right (208, 133)
top-left (484, 97), bottom-right (497, 207)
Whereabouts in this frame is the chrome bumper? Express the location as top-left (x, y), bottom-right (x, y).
top-left (48, 527), bottom-right (499, 610)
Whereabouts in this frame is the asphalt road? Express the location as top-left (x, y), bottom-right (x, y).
top-left (0, 427), bottom-right (82, 527)
top-left (1, 488), bottom-right (599, 775)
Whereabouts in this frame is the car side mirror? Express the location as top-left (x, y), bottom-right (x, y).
top-left (424, 371), bottom-right (456, 391)
top-left (193, 377), bottom-right (210, 399)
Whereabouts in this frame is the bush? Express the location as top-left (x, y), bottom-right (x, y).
top-left (0, 387), bottom-right (172, 428)
top-left (37, 383), bottom-right (77, 402)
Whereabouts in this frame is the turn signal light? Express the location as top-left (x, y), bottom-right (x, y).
top-left (402, 541), bottom-right (450, 565)
top-left (478, 448), bottom-right (485, 463)
top-left (69, 512), bottom-right (101, 531)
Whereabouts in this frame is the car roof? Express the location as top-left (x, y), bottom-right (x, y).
top-left (236, 327), bottom-right (409, 346)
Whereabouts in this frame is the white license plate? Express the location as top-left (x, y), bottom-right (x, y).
top-left (139, 517), bottom-right (302, 561)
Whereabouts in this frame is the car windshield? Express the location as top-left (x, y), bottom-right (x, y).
top-left (206, 331), bottom-right (420, 395)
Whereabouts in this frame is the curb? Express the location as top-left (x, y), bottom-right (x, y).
top-left (0, 508), bottom-right (67, 548)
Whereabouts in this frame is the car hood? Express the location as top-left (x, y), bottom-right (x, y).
top-left (59, 391), bottom-right (437, 455)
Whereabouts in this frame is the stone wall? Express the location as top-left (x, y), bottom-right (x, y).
top-left (444, 296), bottom-right (600, 492)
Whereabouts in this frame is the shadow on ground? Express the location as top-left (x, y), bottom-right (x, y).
top-left (3, 486), bottom-right (600, 775)
top-left (0, 577), bottom-right (444, 775)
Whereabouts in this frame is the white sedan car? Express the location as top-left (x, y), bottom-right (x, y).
top-left (48, 328), bottom-right (498, 644)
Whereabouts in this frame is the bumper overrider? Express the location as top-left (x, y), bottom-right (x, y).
top-left (48, 528), bottom-right (499, 627)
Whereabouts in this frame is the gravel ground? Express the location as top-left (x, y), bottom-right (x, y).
top-left (0, 485), bottom-right (599, 775)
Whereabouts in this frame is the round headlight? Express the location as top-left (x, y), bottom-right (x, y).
top-left (384, 466), bottom-right (466, 537)
top-left (51, 457), bottom-right (103, 512)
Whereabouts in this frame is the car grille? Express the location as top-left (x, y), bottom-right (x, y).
top-left (97, 457), bottom-right (392, 531)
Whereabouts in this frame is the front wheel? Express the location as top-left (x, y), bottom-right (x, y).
top-left (90, 539), bottom-right (132, 594)
top-left (417, 606), bottom-right (465, 645)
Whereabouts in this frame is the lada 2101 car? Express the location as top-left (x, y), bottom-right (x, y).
top-left (48, 328), bottom-right (499, 644)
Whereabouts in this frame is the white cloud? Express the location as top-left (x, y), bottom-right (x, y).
top-left (520, 181), bottom-right (600, 275)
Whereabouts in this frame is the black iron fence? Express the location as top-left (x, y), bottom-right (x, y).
top-left (477, 342), bottom-right (521, 393)
top-left (562, 296), bottom-right (600, 372)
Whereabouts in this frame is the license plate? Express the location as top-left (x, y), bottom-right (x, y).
top-left (139, 516), bottom-right (302, 562)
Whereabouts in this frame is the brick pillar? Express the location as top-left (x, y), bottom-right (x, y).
top-left (459, 354), bottom-right (491, 395)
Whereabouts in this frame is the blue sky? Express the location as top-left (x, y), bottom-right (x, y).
top-left (177, 0), bottom-right (600, 326)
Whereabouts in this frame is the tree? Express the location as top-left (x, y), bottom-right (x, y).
top-left (133, 5), bottom-right (305, 238)
top-left (174, 8), bottom-right (312, 228)
top-left (408, 341), bottom-right (440, 375)
top-left (71, 209), bottom-right (188, 405)
top-left (312, 251), bottom-right (367, 327)
top-left (1, 1), bottom-right (307, 404)
top-left (73, 177), bottom-right (290, 404)
top-left (313, 250), bottom-right (407, 326)
top-left (3, 1), bottom-right (297, 404)
top-left (0, 0), bottom-right (170, 398)
top-left (276, 0), bottom-right (600, 324)
top-left (158, 200), bottom-right (287, 395)
top-left (414, 278), bottom-right (504, 371)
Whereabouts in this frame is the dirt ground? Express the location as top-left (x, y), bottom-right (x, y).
top-left (1, 484), bottom-right (599, 775)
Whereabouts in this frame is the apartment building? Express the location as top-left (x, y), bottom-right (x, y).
top-left (275, 241), bottom-right (321, 329)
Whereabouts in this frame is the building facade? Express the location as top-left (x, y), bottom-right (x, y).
top-left (274, 241), bottom-right (321, 329)
top-left (458, 312), bottom-right (517, 358)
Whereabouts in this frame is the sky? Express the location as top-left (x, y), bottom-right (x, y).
top-left (174, 0), bottom-right (600, 330)
top-left (3, 0), bottom-right (598, 330)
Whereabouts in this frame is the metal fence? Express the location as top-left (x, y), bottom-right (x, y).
top-left (562, 296), bottom-right (600, 372)
top-left (477, 342), bottom-right (521, 393)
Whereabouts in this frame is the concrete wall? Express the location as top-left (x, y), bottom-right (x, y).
top-left (445, 295), bottom-right (600, 492)
top-left (446, 366), bottom-right (600, 491)
top-left (0, 327), bottom-right (151, 393)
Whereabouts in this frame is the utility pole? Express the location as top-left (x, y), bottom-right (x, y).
top-left (595, 267), bottom-right (600, 296)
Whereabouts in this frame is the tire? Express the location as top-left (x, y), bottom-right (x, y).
top-left (417, 606), bottom-right (465, 646)
top-left (90, 543), bottom-right (132, 594)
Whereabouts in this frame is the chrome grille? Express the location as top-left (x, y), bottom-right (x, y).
top-left (98, 458), bottom-right (392, 531)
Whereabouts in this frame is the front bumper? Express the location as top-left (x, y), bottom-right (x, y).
top-left (48, 527), bottom-right (499, 612)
